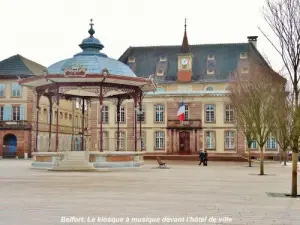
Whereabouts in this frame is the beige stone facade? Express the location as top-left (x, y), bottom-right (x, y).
top-left (90, 82), bottom-right (279, 156)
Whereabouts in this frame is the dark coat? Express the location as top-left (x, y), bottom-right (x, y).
top-left (199, 151), bottom-right (205, 160)
top-left (204, 152), bottom-right (208, 160)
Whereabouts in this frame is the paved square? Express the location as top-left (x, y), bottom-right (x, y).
top-left (0, 160), bottom-right (299, 225)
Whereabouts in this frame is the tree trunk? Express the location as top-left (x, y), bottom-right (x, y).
top-left (291, 150), bottom-right (298, 197)
top-left (248, 146), bottom-right (252, 167)
top-left (282, 150), bottom-right (287, 166)
top-left (260, 148), bottom-right (264, 175)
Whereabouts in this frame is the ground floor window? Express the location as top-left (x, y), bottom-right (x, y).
top-left (155, 131), bottom-right (164, 149)
top-left (266, 135), bottom-right (277, 149)
top-left (116, 131), bottom-right (125, 150)
top-left (225, 131), bottom-right (235, 149)
top-left (250, 141), bottom-right (257, 149)
top-left (205, 131), bottom-right (215, 149)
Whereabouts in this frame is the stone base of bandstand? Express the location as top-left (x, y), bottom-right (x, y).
top-left (31, 151), bottom-right (145, 171)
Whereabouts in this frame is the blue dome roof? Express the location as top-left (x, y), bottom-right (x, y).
top-left (47, 20), bottom-right (136, 77)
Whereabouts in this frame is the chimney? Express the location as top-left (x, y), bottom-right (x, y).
top-left (247, 36), bottom-right (258, 48)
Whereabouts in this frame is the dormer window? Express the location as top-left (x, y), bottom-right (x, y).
top-left (207, 68), bottom-right (214, 75)
top-left (242, 66), bottom-right (249, 74)
top-left (240, 52), bottom-right (247, 59)
top-left (128, 56), bottom-right (135, 63)
top-left (160, 56), bottom-right (167, 62)
top-left (205, 86), bottom-right (214, 91)
top-left (156, 69), bottom-right (164, 76)
top-left (225, 86), bottom-right (232, 91)
top-left (208, 53), bottom-right (215, 60)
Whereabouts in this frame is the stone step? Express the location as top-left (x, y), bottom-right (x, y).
top-left (50, 151), bottom-right (95, 171)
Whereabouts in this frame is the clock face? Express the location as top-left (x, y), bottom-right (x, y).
top-left (181, 58), bottom-right (188, 65)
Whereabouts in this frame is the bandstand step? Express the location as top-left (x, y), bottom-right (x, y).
top-left (50, 151), bottom-right (95, 171)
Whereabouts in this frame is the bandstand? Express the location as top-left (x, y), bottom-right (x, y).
top-left (19, 20), bottom-right (156, 170)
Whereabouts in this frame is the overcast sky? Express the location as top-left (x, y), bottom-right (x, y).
top-left (0, 0), bottom-right (282, 71)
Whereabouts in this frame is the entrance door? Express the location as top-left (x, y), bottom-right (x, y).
top-left (179, 131), bottom-right (190, 155)
top-left (3, 134), bottom-right (17, 158)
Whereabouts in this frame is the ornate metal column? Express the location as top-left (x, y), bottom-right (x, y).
top-left (34, 91), bottom-right (41, 152)
top-left (55, 89), bottom-right (60, 152)
top-left (133, 93), bottom-right (138, 152)
top-left (99, 86), bottom-right (103, 152)
top-left (46, 96), bottom-right (53, 151)
top-left (139, 92), bottom-right (142, 151)
top-left (81, 98), bottom-right (85, 151)
top-left (116, 97), bottom-right (121, 151)
top-left (71, 98), bottom-right (75, 151)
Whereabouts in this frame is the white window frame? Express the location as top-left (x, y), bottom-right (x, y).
top-left (156, 69), bottom-right (164, 76)
top-left (205, 104), bottom-right (215, 122)
top-left (205, 131), bottom-right (215, 149)
top-left (266, 135), bottom-right (277, 149)
top-left (102, 105), bottom-right (109, 123)
top-left (225, 131), bottom-right (235, 149)
top-left (12, 83), bottom-right (21, 97)
top-left (155, 104), bottom-right (164, 122)
top-left (184, 105), bottom-right (189, 121)
top-left (12, 106), bottom-right (20, 121)
top-left (250, 141), bottom-right (257, 149)
top-left (155, 131), bottom-right (164, 149)
top-left (225, 104), bottom-right (234, 122)
top-left (117, 106), bottom-right (125, 123)
top-left (205, 86), bottom-right (214, 91)
top-left (240, 52), bottom-right (248, 59)
top-left (128, 56), bottom-right (135, 63)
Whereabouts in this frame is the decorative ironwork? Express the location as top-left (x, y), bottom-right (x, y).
top-left (167, 119), bottom-right (202, 129)
top-left (59, 87), bottom-right (78, 95)
top-left (64, 64), bottom-right (87, 77)
top-left (101, 68), bottom-right (110, 76)
top-left (0, 121), bottom-right (31, 130)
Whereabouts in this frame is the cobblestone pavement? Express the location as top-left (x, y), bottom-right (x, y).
top-left (0, 160), bottom-right (299, 225)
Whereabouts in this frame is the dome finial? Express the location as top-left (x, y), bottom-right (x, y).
top-left (88, 19), bottom-right (95, 37)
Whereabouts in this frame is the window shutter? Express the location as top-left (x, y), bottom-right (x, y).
top-left (7, 105), bottom-right (12, 120)
top-left (4, 104), bottom-right (12, 120)
top-left (20, 105), bottom-right (25, 120)
top-left (3, 105), bottom-right (8, 120)
top-left (0, 84), bottom-right (4, 96)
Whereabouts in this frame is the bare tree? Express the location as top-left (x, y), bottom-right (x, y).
top-left (260, 0), bottom-right (300, 197)
top-left (273, 90), bottom-right (293, 166)
top-left (231, 63), bottom-right (283, 175)
top-left (230, 81), bottom-right (255, 167)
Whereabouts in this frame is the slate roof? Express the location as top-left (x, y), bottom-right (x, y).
top-left (0, 54), bottom-right (46, 77)
top-left (118, 42), bottom-right (271, 83)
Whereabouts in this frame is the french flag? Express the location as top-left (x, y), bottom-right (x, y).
top-left (177, 100), bottom-right (185, 121)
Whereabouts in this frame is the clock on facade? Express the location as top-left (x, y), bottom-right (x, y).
top-left (181, 58), bottom-right (188, 65)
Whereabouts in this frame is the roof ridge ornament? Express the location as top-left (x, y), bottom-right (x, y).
top-left (88, 19), bottom-right (95, 37)
top-left (181, 18), bottom-right (191, 53)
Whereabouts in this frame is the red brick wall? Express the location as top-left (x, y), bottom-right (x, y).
top-left (0, 130), bottom-right (31, 158)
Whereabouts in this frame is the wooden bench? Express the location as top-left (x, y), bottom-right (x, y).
top-left (156, 157), bottom-right (167, 168)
